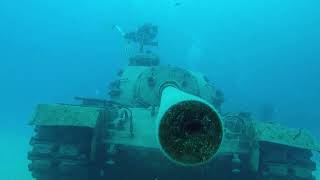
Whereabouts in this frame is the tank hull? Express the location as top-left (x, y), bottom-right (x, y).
top-left (27, 54), bottom-right (320, 180)
top-left (28, 104), bottom-right (319, 180)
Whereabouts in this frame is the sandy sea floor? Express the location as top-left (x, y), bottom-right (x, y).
top-left (0, 131), bottom-right (33, 180)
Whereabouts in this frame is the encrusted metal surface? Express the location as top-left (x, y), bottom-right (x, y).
top-left (252, 122), bottom-right (320, 151)
top-left (30, 104), bottom-right (100, 128)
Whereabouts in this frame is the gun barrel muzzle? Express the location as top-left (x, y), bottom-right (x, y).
top-left (156, 86), bottom-right (223, 166)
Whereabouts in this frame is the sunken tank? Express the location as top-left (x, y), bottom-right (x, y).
top-left (28, 53), bottom-right (320, 180)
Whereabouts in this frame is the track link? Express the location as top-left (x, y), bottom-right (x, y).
top-left (259, 142), bottom-right (317, 180)
top-left (28, 126), bottom-right (95, 180)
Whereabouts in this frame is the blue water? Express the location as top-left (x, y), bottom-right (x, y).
top-left (0, 0), bottom-right (319, 179)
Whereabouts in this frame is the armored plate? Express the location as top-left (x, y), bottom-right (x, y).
top-left (252, 122), bottom-right (320, 152)
top-left (30, 104), bottom-right (101, 128)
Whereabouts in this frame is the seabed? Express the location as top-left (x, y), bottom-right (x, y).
top-left (0, 131), bottom-right (33, 180)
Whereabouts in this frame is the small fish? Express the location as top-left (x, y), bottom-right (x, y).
top-left (174, 2), bottom-right (182, 6)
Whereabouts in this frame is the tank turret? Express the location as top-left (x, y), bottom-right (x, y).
top-left (108, 53), bottom-right (224, 111)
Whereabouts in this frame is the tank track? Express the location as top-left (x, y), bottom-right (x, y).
top-left (28, 126), bottom-right (98, 180)
top-left (28, 126), bottom-right (317, 180)
top-left (259, 142), bottom-right (317, 180)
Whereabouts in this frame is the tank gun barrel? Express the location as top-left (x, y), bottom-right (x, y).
top-left (156, 85), bottom-right (224, 166)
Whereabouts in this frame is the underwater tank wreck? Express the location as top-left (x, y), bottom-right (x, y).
top-left (27, 24), bottom-right (320, 180)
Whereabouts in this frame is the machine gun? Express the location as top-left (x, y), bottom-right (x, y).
top-left (123, 23), bottom-right (158, 52)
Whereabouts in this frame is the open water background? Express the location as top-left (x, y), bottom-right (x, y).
top-left (0, 0), bottom-right (319, 179)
